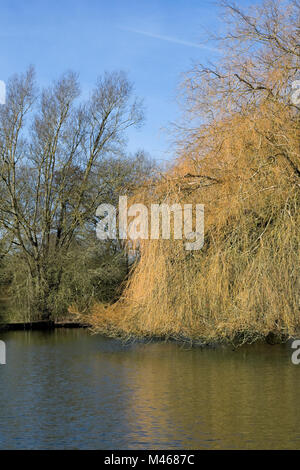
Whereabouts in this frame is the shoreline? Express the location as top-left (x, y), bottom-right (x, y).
top-left (0, 321), bottom-right (297, 349)
top-left (0, 320), bottom-right (89, 331)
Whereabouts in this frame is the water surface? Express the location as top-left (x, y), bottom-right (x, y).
top-left (0, 329), bottom-right (299, 449)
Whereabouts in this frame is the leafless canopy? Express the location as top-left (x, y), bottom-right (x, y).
top-left (0, 68), bottom-right (144, 318)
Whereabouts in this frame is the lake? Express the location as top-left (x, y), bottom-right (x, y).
top-left (0, 329), bottom-right (299, 449)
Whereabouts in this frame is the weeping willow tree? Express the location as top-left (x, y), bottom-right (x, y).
top-left (90, 0), bottom-right (300, 344)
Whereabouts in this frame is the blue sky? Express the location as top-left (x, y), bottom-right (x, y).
top-left (0, 0), bottom-right (255, 162)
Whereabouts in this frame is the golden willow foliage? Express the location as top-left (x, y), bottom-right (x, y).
top-left (90, 0), bottom-right (300, 344)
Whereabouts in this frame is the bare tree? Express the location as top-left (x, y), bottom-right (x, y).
top-left (179, 0), bottom-right (299, 177)
top-left (0, 67), bottom-right (144, 319)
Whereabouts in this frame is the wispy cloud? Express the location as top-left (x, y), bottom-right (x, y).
top-left (119, 27), bottom-right (220, 53)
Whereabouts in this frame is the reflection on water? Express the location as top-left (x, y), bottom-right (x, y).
top-left (0, 329), bottom-right (299, 449)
